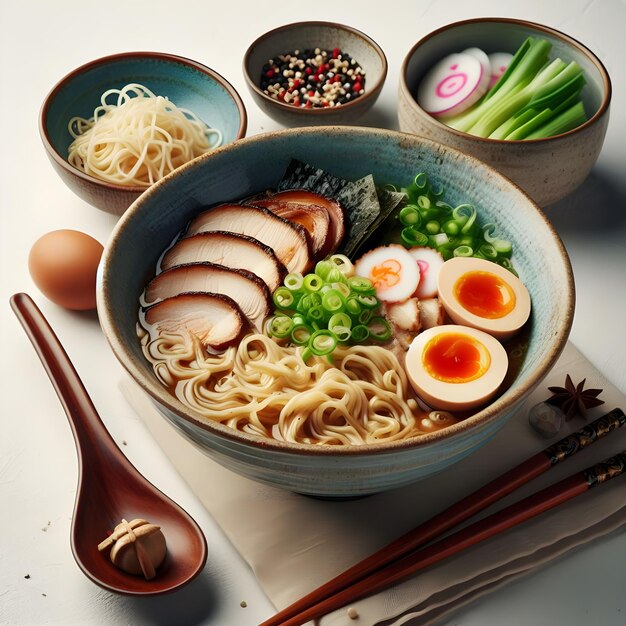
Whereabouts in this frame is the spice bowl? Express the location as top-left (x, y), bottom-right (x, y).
top-left (398, 18), bottom-right (611, 206)
top-left (40, 51), bottom-right (247, 216)
top-left (243, 21), bottom-right (387, 126)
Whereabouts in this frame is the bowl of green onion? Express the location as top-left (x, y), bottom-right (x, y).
top-left (398, 18), bottom-right (611, 207)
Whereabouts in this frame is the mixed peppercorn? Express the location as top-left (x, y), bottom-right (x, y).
top-left (260, 47), bottom-right (366, 108)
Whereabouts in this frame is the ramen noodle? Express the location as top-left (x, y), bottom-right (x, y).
top-left (139, 328), bottom-right (457, 445)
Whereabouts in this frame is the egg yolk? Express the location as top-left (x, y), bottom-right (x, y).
top-left (453, 270), bottom-right (516, 319)
top-left (422, 332), bottom-right (490, 383)
top-left (369, 258), bottom-right (402, 289)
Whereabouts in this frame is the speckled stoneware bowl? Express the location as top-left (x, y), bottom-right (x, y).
top-left (98, 127), bottom-right (574, 497)
top-left (398, 18), bottom-right (611, 207)
top-left (243, 21), bottom-right (387, 126)
top-left (40, 52), bottom-right (247, 216)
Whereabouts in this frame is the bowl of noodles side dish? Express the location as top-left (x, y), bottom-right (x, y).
top-left (40, 51), bottom-right (247, 216)
top-left (98, 126), bottom-right (574, 498)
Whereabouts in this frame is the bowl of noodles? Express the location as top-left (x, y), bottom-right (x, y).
top-left (98, 126), bottom-right (574, 497)
top-left (40, 51), bottom-right (247, 216)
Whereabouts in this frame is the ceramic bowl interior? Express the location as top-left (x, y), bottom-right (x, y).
top-left (398, 18), bottom-right (611, 206)
top-left (243, 21), bottom-right (387, 125)
top-left (40, 52), bottom-right (247, 214)
top-left (98, 127), bottom-right (574, 497)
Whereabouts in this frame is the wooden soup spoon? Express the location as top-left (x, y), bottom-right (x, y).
top-left (10, 292), bottom-right (207, 595)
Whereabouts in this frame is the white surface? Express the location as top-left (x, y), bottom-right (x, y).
top-left (1, 1), bottom-right (624, 625)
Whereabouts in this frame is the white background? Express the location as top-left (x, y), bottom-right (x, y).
top-left (1, 1), bottom-right (625, 625)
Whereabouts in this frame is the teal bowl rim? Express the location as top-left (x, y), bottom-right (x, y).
top-left (399, 17), bottom-right (612, 145)
top-left (242, 20), bottom-right (388, 118)
top-left (98, 125), bottom-right (575, 457)
top-left (39, 50), bottom-right (248, 194)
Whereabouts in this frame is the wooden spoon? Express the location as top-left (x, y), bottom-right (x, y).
top-left (10, 293), bottom-right (207, 595)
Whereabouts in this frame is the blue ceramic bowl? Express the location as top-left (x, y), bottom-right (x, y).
top-left (40, 52), bottom-right (247, 215)
top-left (98, 127), bottom-right (574, 497)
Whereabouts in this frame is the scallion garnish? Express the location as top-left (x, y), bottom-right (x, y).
top-left (265, 257), bottom-right (390, 361)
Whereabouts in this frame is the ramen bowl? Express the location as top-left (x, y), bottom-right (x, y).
top-left (98, 127), bottom-right (574, 497)
top-left (243, 21), bottom-right (387, 126)
top-left (40, 51), bottom-right (247, 216)
top-left (398, 18), bottom-right (611, 207)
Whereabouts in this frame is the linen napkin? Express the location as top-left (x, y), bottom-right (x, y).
top-left (120, 342), bottom-right (626, 625)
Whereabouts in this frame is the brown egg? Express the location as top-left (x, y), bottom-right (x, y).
top-left (28, 229), bottom-right (104, 310)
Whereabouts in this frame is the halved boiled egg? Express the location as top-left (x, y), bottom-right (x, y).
top-left (437, 257), bottom-right (531, 339)
top-left (355, 245), bottom-right (420, 302)
top-left (406, 325), bottom-right (508, 411)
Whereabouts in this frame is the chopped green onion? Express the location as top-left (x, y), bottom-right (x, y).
top-left (358, 309), bottom-right (373, 325)
top-left (284, 273), bottom-right (303, 291)
top-left (309, 330), bottom-right (337, 356)
top-left (308, 305), bottom-right (326, 323)
top-left (303, 274), bottom-right (323, 292)
top-left (269, 315), bottom-right (294, 338)
top-left (399, 205), bottom-right (421, 226)
top-left (351, 325), bottom-right (369, 342)
top-left (358, 294), bottom-right (379, 309)
top-left (322, 289), bottom-right (344, 312)
top-left (329, 254), bottom-right (354, 276)
top-left (315, 260), bottom-right (333, 280)
top-left (265, 264), bottom-right (384, 361)
top-left (332, 326), bottom-right (352, 343)
top-left (273, 287), bottom-right (294, 309)
top-left (395, 172), bottom-right (517, 273)
top-left (348, 276), bottom-right (376, 294)
top-left (345, 296), bottom-right (362, 317)
top-left (401, 226), bottom-right (429, 247)
top-left (328, 312), bottom-right (352, 330)
top-left (368, 317), bottom-right (392, 341)
top-left (291, 324), bottom-right (312, 346)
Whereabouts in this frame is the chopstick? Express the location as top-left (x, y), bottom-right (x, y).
top-left (277, 447), bottom-right (626, 626)
top-left (260, 407), bottom-right (625, 626)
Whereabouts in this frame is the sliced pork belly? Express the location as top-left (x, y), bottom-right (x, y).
top-left (143, 263), bottom-right (271, 331)
top-left (273, 190), bottom-right (345, 254)
top-left (184, 204), bottom-right (311, 273)
top-left (384, 298), bottom-right (422, 332)
top-left (247, 192), bottom-right (331, 259)
top-left (144, 293), bottom-right (247, 351)
top-left (419, 298), bottom-right (445, 329)
top-left (160, 232), bottom-right (286, 292)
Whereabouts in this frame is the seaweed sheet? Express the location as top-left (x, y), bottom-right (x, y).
top-left (277, 159), bottom-right (404, 258)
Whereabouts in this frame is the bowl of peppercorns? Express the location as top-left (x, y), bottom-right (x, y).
top-left (243, 21), bottom-right (387, 126)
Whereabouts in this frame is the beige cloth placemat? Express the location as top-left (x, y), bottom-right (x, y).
top-left (120, 342), bottom-right (626, 625)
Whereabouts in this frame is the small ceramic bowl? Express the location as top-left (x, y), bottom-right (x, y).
top-left (98, 126), bottom-right (574, 498)
top-left (398, 18), bottom-right (611, 206)
top-left (40, 52), bottom-right (247, 216)
top-left (243, 21), bottom-right (387, 126)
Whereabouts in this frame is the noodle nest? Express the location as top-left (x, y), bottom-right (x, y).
top-left (68, 83), bottom-right (222, 187)
top-left (139, 330), bottom-right (457, 446)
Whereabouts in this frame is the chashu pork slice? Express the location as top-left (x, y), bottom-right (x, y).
top-left (143, 262), bottom-right (271, 331)
top-left (267, 189), bottom-right (345, 255)
top-left (144, 292), bottom-right (247, 351)
top-left (184, 204), bottom-right (311, 273)
top-left (247, 191), bottom-right (331, 260)
top-left (160, 231), bottom-right (286, 292)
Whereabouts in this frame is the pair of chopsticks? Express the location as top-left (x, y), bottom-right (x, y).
top-left (260, 407), bottom-right (626, 626)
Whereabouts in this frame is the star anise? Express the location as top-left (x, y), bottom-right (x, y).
top-left (546, 374), bottom-right (604, 420)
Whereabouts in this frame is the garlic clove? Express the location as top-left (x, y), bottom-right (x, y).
top-left (99, 519), bottom-right (167, 580)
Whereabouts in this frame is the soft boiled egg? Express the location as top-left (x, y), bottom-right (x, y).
top-left (405, 325), bottom-right (508, 411)
top-left (437, 257), bottom-right (531, 339)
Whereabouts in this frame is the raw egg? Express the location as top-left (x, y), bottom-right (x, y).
top-left (405, 324), bottom-right (508, 411)
top-left (28, 229), bottom-right (104, 310)
top-left (437, 257), bottom-right (531, 339)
